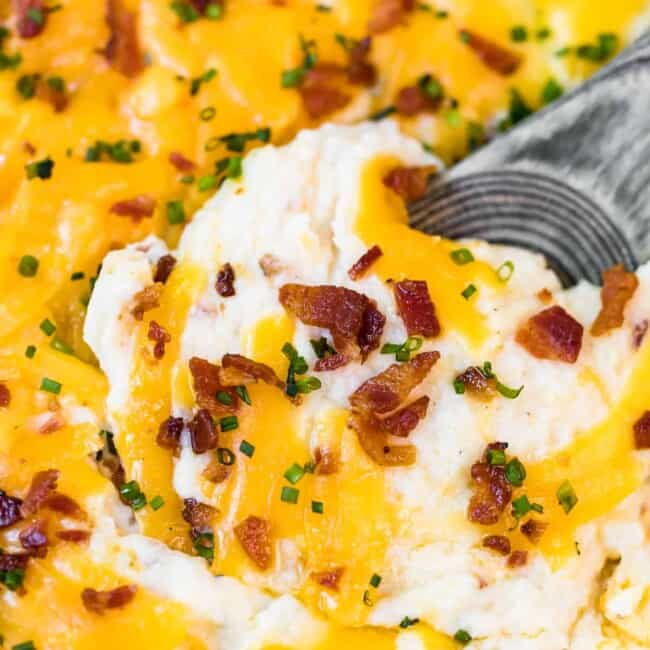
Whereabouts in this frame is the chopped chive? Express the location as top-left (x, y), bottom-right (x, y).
top-left (16, 73), bottom-right (39, 99)
top-left (239, 439), bottom-right (255, 457)
top-left (381, 343), bottom-right (401, 354)
top-left (496, 381), bottom-right (524, 399)
top-left (18, 255), bottom-right (39, 277)
top-left (119, 480), bottom-right (140, 501)
top-left (50, 337), bottom-right (74, 355)
top-left (193, 532), bottom-right (214, 561)
top-left (25, 345), bottom-right (36, 359)
top-left (217, 447), bottom-right (235, 465)
top-left (510, 25), bottom-right (528, 42)
top-left (198, 175), bottom-right (217, 191)
top-left (12, 642), bottom-right (35, 650)
top-left (453, 378), bottom-right (466, 394)
top-left (436, 9), bottom-right (448, 18)
top-left (70, 271), bottom-right (85, 280)
top-left (190, 67), bottom-right (217, 96)
top-left (369, 573), bottom-right (382, 588)
top-left (541, 77), bottom-right (564, 105)
top-left (454, 629), bottom-right (472, 644)
top-left (281, 68), bottom-right (304, 87)
top-left (27, 7), bottom-right (44, 24)
top-left (295, 376), bottom-right (321, 394)
top-left (311, 500), bottom-right (324, 514)
top-left (369, 106), bottom-right (396, 121)
top-left (166, 200), bottom-right (185, 224)
top-left (461, 284), bottom-right (477, 300)
top-left (303, 460), bottom-right (316, 474)
top-left (130, 494), bottom-right (147, 510)
top-left (504, 457), bottom-right (526, 486)
top-left (235, 385), bottom-right (251, 405)
top-left (40, 377), bottom-right (61, 394)
top-left (445, 108), bottom-right (461, 127)
top-left (219, 415), bottom-right (238, 432)
top-left (417, 73), bottom-right (444, 101)
top-left (284, 462), bottom-right (305, 485)
top-left (381, 336), bottom-right (422, 362)
top-left (315, 3), bottom-right (332, 10)
top-left (363, 589), bottom-right (374, 606)
top-left (536, 27), bottom-right (551, 40)
top-left (170, 1), bottom-right (200, 23)
top-left (216, 390), bottom-right (233, 406)
top-left (399, 616), bottom-right (419, 629)
top-left (557, 480), bottom-right (578, 513)
top-left (486, 448), bottom-right (506, 465)
top-left (280, 485), bottom-right (299, 504)
top-left (1, 568), bottom-right (25, 591)
top-left (25, 157), bottom-right (54, 180)
top-left (180, 174), bottom-right (195, 184)
top-left (511, 494), bottom-right (543, 519)
top-left (199, 106), bottom-right (216, 121)
top-left (226, 155), bottom-right (242, 179)
top-left (205, 2), bottom-right (222, 19)
top-left (496, 260), bottom-right (515, 282)
top-left (310, 336), bottom-right (336, 359)
top-left (149, 495), bottom-right (165, 510)
top-left (39, 318), bottom-right (56, 336)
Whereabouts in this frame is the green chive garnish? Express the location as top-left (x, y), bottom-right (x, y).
top-left (284, 463), bottom-right (305, 485)
top-left (496, 381), bottom-right (524, 399)
top-left (235, 385), bottom-right (251, 405)
top-left (496, 260), bottom-right (514, 282)
top-left (461, 284), bottom-right (477, 300)
top-left (239, 439), bottom-right (255, 457)
top-left (216, 391), bottom-right (233, 406)
top-left (219, 415), bottom-right (238, 432)
top-left (486, 448), bottom-right (506, 465)
top-left (399, 616), bottom-right (419, 629)
top-left (150, 495), bottom-right (165, 510)
top-left (18, 255), bottom-right (39, 278)
top-left (281, 486), bottom-right (299, 504)
top-left (198, 175), bottom-right (217, 191)
top-left (39, 318), bottom-right (56, 336)
top-left (166, 200), bottom-right (185, 225)
top-left (40, 377), bottom-right (61, 394)
top-left (199, 106), bottom-right (216, 121)
top-left (369, 573), bottom-right (382, 588)
top-left (25, 345), bottom-right (36, 359)
top-left (504, 458), bottom-right (526, 486)
top-left (311, 500), bottom-right (324, 514)
top-left (557, 480), bottom-right (578, 513)
top-left (454, 629), bottom-right (472, 644)
top-left (217, 447), bottom-right (235, 465)
top-left (510, 25), bottom-right (528, 42)
top-left (50, 337), bottom-right (73, 355)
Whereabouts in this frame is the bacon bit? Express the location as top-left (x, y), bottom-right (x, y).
top-left (394, 280), bottom-right (440, 338)
top-left (380, 395), bottom-right (429, 437)
top-left (279, 284), bottom-right (386, 357)
top-left (314, 447), bottom-right (339, 475)
top-left (38, 413), bottom-right (65, 435)
top-left (234, 515), bottom-right (272, 570)
top-left (395, 85), bottom-right (441, 116)
top-left (35, 78), bottom-right (68, 112)
top-left (314, 353), bottom-right (351, 372)
top-left (482, 535), bottom-right (511, 556)
top-left (515, 305), bottom-right (583, 363)
top-left (591, 264), bottom-right (639, 336)
top-left (19, 519), bottom-right (49, 557)
top-left (20, 469), bottom-right (59, 518)
top-left (221, 354), bottom-right (286, 393)
top-left (348, 245), bottom-right (383, 281)
top-left (153, 254), bottom-right (177, 285)
top-left (0, 552), bottom-right (30, 571)
top-left (311, 566), bottom-right (344, 591)
top-left (259, 254), bottom-right (283, 277)
top-left (13, 0), bottom-right (47, 38)
top-left (467, 453), bottom-right (512, 526)
top-left (349, 351), bottom-right (439, 415)
top-left (520, 518), bottom-right (547, 545)
top-left (110, 195), bottom-right (156, 222)
top-left (81, 584), bottom-right (138, 614)
top-left (147, 320), bottom-right (171, 360)
top-left (0, 492), bottom-right (23, 529)
top-left (633, 411), bottom-right (650, 449)
top-left (23, 141), bottom-right (36, 155)
top-left (189, 357), bottom-right (239, 417)
top-left (299, 64), bottom-right (351, 119)
top-left (104, 0), bottom-right (143, 78)
top-left (537, 288), bottom-right (553, 304)
top-left (57, 529), bottom-right (91, 543)
top-left (633, 320), bottom-right (649, 349)
top-left (507, 550), bottom-right (528, 568)
top-left (347, 37), bottom-right (376, 86)
top-left (368, 0), bottom-right (413, 34)
top-left (202, 460), bottom-right (231, 484)
top-left (216, 263), bottom-right (236, 297)
top-left (0, 383), bottom-right (10, 408)
top-left (349, 412), bottom-right (417, 466)
top-left (456, 366), bottom-right (496, 400)
top-left (156, 416), bottom-right (184, 451)
top-left (43, 492), bottom-right (87, 519)
top-left (131, 283), bottom-right (163, 321)
top-left (383, 166), bottom-right (436, 202)
top-left (459, 30), bottom-right (522, 76)
top-left (169, 151), bottom-right (195, 172)
top-left (182, 498), bottom-right (217, 535)
top-left (188, 409), bottom-right (219, 455)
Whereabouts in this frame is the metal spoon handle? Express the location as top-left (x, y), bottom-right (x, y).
top-left (410, 32), bottom-right (650, 286)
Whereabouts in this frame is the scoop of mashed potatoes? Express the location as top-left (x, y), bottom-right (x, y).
top-left (85, 121), bottom-right (650, 650)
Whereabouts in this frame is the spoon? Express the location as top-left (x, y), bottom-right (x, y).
top-left (409, 31), bottom-right (650, 287)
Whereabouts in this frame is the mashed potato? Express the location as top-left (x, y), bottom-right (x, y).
top-left (80, 122), bottom-right (650, 649)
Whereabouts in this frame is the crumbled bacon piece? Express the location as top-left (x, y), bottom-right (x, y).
top-left (591, 264), bottom-right (638, 336)
top-left (19, 519), bottom-right (49, 557)
top-left (347, 37), bottom-right (376, 86)
top-left (507, 550), bottom-right (528, 568)
top-left (368, 0), bottom-right (413, 34)
top-left (0, 491), bottom-right (23, 528)
top-left (537, 288), bottom-right (553, 304)
top-left (394, 280), bottom-right (440, 338)
top-left (153, 255), bottom-right (177, 284)
top-left (147, 320), bottom-right (171, 360)
top-left (311, 566), bottom-right (344, 591)
top-left (0, 383), bottom-right (11, 408)
top-left (35, 78), bottom-right (68, 112)
top-left (314, 447), bottom-right (339, 475)
top-left (182, 498), bottom-right (216, 535)
top-left (515, 305), bottom-right (583, 363)
top-left (520, 518), bottom-right (547, 545)
top-left (455, 366), bottom-right (496, 399)
top-left (633, 411), bottom-right (650, 449)
top-left (459, 30), bottom-right (522, 76)
top-left (259, 254), bottom-right (283, 277)
top-left (104, 0), bottom-right (143, 78)
top-left (380, 395), bottom-right (429, 437)
top-left (20, 469), bottom-right (59, 517)
top-left (220, 354), bottom-right (286, 394)
top-left (189, 357), bottom-right (239, 417)
top-left (0, 552), bottom-right (30, 572)
top-left (383, 166), bottom-right (436, 202)
top-left (349, 412), bottom-right (417, 466)
top-left (216, 263), bottom-right (236, 297)
top-left (314, 353), bottom-right (350, 372)
top-left (234, 515), bottom-right (272, 570)
top-left (467, 454), bottom-right (512, 525)
top-left (23, 141), bottom-right (36, 155)
top-left (279, 284), bottom-right (385, 357)
top-left (110, 195), bottom-right (156, 222)
top-left (482, 535), bottom-right (511, 556)
top-left (203, 460), bottom-right (231, 484)
top-left (349, 351), bottom-right (439, 415)
top-left (169, 151), bottom-right (195, 172)
top-left (13, 0), bottom-right (47, 38)
top-left (131, 283), bottom-right (163, 321)
top-left (38, 413), bottom-right (64, 435)
top-left (188, 409), bottom-right (218, 455)
top-left (348, 245), bottom-right (383, 281)
top-left (156, 416), bottom-right (184, 450)
top-left (395, 85), bottom-right (442, 116)
top-left (43, 492), bottom-right (86, 519)
top-left (299, 64), bottom-right (351, 119)
top-left (633, 320), bottom-right (649, 349)
top-left (81, 584), bottom-right (138, 614)
top-left (57, 529), bottom-right (91, 543)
